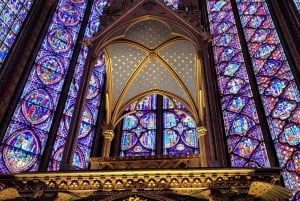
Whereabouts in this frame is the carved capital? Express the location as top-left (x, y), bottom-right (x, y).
top-left (196, 126), bottom-right (207, 138)
top-left (103, 130), bottom-right (114, 141)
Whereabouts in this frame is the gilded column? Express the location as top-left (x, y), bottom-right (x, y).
top-left (197, 126), bottom-right (208, 167)
top-left (101, 130), bottom-right (115, 157)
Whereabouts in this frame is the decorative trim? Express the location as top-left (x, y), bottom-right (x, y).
top-left (196, 127), bottom-right (207, 137)
top-left (0, 168), bottom-right (288, 200)
top-left (103, 130), bottom-right (115, 141)
top-left (90, 155), bottom-right (201, 170)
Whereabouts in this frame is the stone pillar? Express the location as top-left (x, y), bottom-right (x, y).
top-left (101, 130), bottom-right (115, 157)
top-left (196, 126), bottom-right (207, 167)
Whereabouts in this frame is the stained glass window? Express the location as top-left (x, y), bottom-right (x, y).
top-left (48, 0), bottom-right (108, 171)
top-left (163, 97), bottom-right (199, 155)
top-left (0, 0), bottom-right (88, 174)
top-left (235, 0), bottom-right (300, 196)
top-left (164, 0), bottom-right (179, 10)
top-left (207, 0), bottom-right (270, 168)
top-left (120, 95), bottom-right (157, 157)
top-left (0, 0), bottom-right (34, 68)
top-left (72, 56), bottom-right (105, 169)
top-left (294, 0), bottom-right (300, 12)
top-left (120, 95), bottom-right (198, 157)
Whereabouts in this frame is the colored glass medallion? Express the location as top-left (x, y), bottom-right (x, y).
top-left (0, 0), bottom-right (34, 68)
top-left (48, 0), bottom-right (108, 170)
top-left (207, 0), bottom-right (270, 168)
top-left (1, 0), bottom-right (88, 174)
top-left (236, 0), bottom-right (300, 195)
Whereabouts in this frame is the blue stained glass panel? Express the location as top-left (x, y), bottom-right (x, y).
top-left (163, 97), bottom-right (198, 155)
top-left (71, 3), bottom-right (107, 168)
top-left (0, 0), bottom-right (33, 68)
top-left (136, 95), bottom-right (157, 110)
top-left (121, 95), bottom-right (198, 157)
top-left (48, 0), bottom-right (108, 170)
top-left (121, 95), bottom-right (157, 157)
top-left (121, 112), bottom-right (157, 157)
top-left (164, 0), bottom-right (179, 10)
top-left (235, 0), bottom-right (300, 196)
top-left (293, 0), bottom-right (300, 12)
top-left (207, 0), bottom-right (270, 168)
top-left (0, 145), bottom-right (40, 173)
top-left (1, 0), bottom-right (88, 174)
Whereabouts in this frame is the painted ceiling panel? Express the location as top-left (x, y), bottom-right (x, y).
top-left (159, 40), bottom-right (197, 103)
top-left (122, 59), bottom-right (188, 106)
top-left (105, 19), bottom-right (200, 117)
top-left (106, 43), bottom-right (147, 107)
top-left (126, 20), bottom-right (172, 49)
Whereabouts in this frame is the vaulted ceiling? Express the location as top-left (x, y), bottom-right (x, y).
top-left (104, 19), bottom-right (202, 125)
top-left (86, 0), bottom-right (209, 128)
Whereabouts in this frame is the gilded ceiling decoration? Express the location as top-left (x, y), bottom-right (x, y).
top-left (106, 43), bottom-right (148, 107)
top-left (104, 19), bottom-right (201, 125)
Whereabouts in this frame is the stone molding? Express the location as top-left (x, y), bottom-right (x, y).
top-left (0, 168), bottom-right (290, 200)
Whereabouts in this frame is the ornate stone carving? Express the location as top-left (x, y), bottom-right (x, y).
top-left (0, 168), bottom-right (291, 200)
top-left (196, 126), bottom-right (207, 137)
top-left (90, 155), bottom-right (201, 170)
top-left (103, 130), bottom-right (114, 141)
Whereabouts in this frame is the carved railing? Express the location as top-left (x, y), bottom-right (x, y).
top-left (90, 154), bottom-right (201, 170)
top-left (0, 168), bottom-right (291, 200)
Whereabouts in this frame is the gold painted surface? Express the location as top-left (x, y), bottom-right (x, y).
top-left (248, 181), bottom-right (292, 201)
top-left (90, 155), bottom-right (201, 170)
top-left (196, 127), bottom-right (208, 138)
top-left (0, 188), bottom-right (20, 200)
top-left (159, 40), bottom-right (197, 102)
top-left (0, 168), bottom-right (283, 194)
top-left (103, 130), bottom-right (115, 141)
top-left (0, 168), bottom-right (290, 200)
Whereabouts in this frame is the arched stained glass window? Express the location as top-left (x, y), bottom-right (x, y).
top-left (120, 95), bottom-right (157, 157)
top-left (0, 0), bottom-right (34, 68)
top-left (47, 0), bottom-right (108, 171)
top-left (207, 0), bottom-right (270, 168)
top-left (120, 95), bottom-right (199, 157)
top-left (207, 0), bottom-right (300, 198)
top-left (163, 97), bottom-right (198, 155)
top-left (235, 0), bottom-right (300, 195)
top-left (0, 0), bottom-right (88, 174)
top-left (294, 0), bottom-right (300, 11)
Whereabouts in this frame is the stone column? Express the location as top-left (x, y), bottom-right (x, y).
top-left (101, 130), bottom-right (115, 157)
top-left (196, 126), bottom-right (207, 167)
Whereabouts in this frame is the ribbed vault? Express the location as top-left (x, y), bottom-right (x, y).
top-left (103, 18), bottom-right (203, 127)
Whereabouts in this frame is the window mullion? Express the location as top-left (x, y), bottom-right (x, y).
top-left (156, 94), bottom-right (163, 156)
